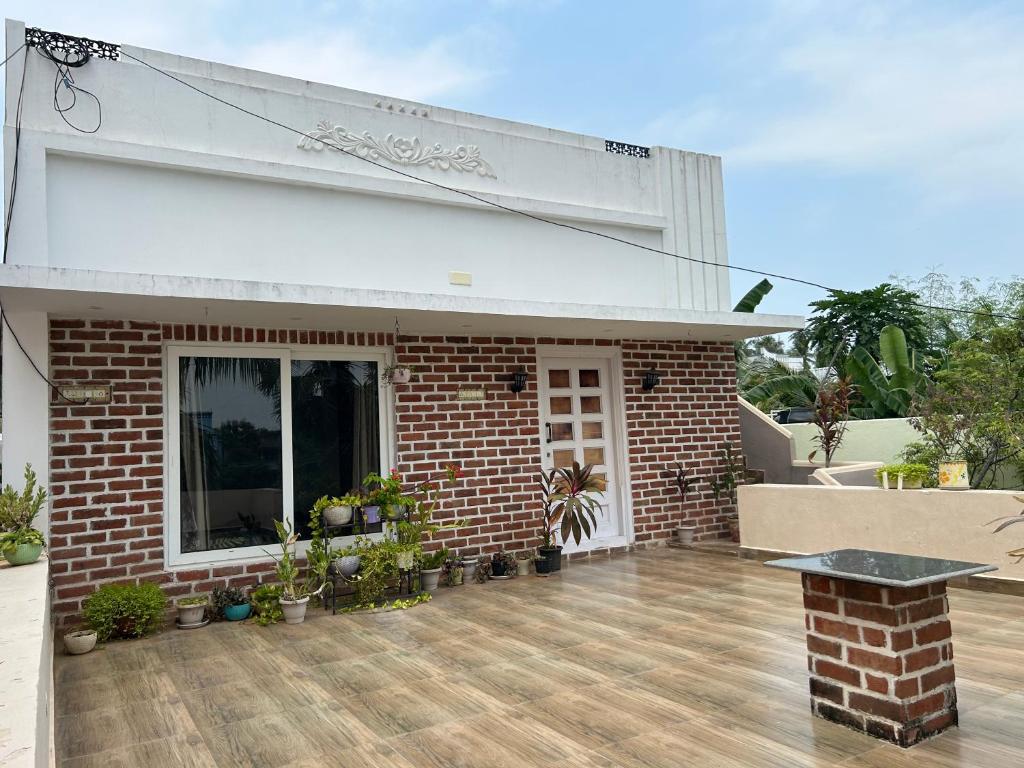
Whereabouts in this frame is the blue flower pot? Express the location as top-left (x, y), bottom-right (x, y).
top-left (363, 506), bottom-right (381, 524)
top-left (223, 603), bottom-right (252, 621)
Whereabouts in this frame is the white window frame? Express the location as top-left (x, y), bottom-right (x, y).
top-left (165, 343), bottom-right (394, 568)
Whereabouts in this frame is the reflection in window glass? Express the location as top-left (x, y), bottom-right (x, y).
top-left (178, 356), bottom-right (282, 553)
top-left (291, 360), bottom-right (380, 536)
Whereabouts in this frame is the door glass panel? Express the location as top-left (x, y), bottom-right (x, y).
top-left (581, 396), bottom-right (602, 414)
top-left (581, 421), bottom-right (603, 439)
top-left (291, 360), bottom-right (380, 537)
top-left (579, 369), bottom-right (600, 388)
top-left (592, 472), bottom-right (607, 491)
top-left (178, 356), bottom-right (282, 553)
top-left (549, 396), bottom-right (572, 415)
top-left (550, 422), bottom-right (574, 442)
top-left (583, 446), bottom-right (605, 466)
top-left (548, 369), bottom-right (571, 389)
top-left (552, 449), bottom-right (576, 468)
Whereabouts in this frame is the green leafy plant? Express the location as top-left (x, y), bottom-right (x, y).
top-left (874, 463), bottom-right (931, 487)
top-left (178, 596), bottom-right (208, 607)
top-left (211, 586), bottom-right (248, 619)
top-left (82, 583), bottom-right (167, 641)
top-left (709, 444), bottom-right (744, 501)
top-left (250, 583), bottom-right (283, 625)
top-left (986, 496), bottom-right (1024, 564)
top-left (419, 547), bottom-right (449, 570)
top-left (0, 464), bottom-right (48, 556)
top-left (265, 520), bottom-right (325, 602)
top-left (538, 462), bottom-right (605, 547)
top-left (351, 536), bottom-right (401, 607)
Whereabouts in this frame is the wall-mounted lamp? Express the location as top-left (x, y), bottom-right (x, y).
top-left (641, 369), bottom-right (661, 392)
top-left (510, 369), bottom-right (529, 394)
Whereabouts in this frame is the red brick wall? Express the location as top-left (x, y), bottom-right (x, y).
top-left (623, 341), bottom-right (742, 542)
top-left (48, 320), bottom-right (741, 622)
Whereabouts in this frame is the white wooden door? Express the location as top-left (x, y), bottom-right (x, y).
top-left (539, 357), bottom-right (622, 548)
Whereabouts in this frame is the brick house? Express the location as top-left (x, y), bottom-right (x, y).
top-left (2, 20), bottom-right (801, 622)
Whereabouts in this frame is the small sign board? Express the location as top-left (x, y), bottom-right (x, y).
top-left (58, 385), bottom-right (112, 404)
top-left (456, 387), bottom-right (487, 402)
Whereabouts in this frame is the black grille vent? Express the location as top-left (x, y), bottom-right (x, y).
top-left (605, 140), bottom-right (650, 158)
top-left (26, 27), bottom-right (121, 62)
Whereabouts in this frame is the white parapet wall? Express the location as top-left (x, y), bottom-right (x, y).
top-left (0, 557), bottom-right (53, 768)
top-left (739, 484), bottom-right (1024, 584)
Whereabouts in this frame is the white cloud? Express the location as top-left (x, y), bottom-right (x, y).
top-left (4, 1), bottom-right (494, 102)
top-left (650, 2), bottom-right (1024, 203)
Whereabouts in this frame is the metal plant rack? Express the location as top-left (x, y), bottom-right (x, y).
top-left (323, 506), bottom-right (421, 614)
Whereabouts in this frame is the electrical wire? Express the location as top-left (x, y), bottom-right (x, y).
top-left (0, 42), bottom-right (25, 69)
top-left (0, 45), bottom-right (86, 403)
top-left (119, 48), bottom-right (1024, 325)
top-left (33, 33), bottom-right (102, 134)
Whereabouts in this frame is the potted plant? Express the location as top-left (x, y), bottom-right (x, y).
top-left (442, 552), bottom-right (464, 586)
top-left (419, 548), bottom-right (448, 591)
top-left (474, 557), bottom-right (492, 582)
top-left (516, 552), bottom-right (533, 577)
top-left (333, 544), bottom-right (362, 578)
top-left (82, 583), bottom-right (167, 641)
top-left (317, 492), bottom-right (363, 527)
top-left (938, 459), bottom-right (970, 490)
top-left (0, 464), bottom-right (47, 567)
top-left (176, 596), bottom-right (209, 627)
top-left (63, 629), bottom-right (97, 655)
top-left (461, 554), bottom-right (479, 582)
top-left (381, 363), bottom-right (415, 385)
top-left (669, 462), bottom-right (701, 545)
top-left (362, 470), bottom-right (407, 521)
top-left (251, 583), bottom-right (283, 625)
top-left (876, 463), bottom-right (930, 490)
top-left (266, 520), bottom-right (325, 624)
top-left (490, 551), bottom-right (517, 578)
top-left (212, 586), bottom-right (251, 621)
top-left (536, 462), bottom-right (604, 574)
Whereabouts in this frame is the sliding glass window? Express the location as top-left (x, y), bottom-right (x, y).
top-left (168, 347), bottom-right (387, 566)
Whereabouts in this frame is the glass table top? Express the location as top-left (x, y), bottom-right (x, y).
top-left (765, 548), bottom-right (997, 587)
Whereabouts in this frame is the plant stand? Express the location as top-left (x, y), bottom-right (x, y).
top-left (325, 563), bottom-right (421, 614)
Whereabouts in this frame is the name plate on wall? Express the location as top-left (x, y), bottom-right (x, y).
top-left (456, 387), bottom-right (487, 402)
top-left (59, 385), bottom-right (112, 404)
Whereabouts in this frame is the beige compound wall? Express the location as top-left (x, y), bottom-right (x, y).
top-left (739, 484), bottom-right (1024, 583)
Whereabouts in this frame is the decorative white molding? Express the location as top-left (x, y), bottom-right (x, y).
top-left (297, 121), bottom-right (496, 178)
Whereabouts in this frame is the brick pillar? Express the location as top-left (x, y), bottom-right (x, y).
top-left (802, 574), bottom-right (957, 748)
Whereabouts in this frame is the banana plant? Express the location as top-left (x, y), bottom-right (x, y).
top-left (845, 325), bottom-right (928, 418)
top-left (733, 278), bottom-right (774, 313)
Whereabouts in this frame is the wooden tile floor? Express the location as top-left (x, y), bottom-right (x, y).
top-left (54, 549), bottom-right (1024, 767)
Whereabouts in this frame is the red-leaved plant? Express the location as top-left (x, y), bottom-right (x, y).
top-left (539, 462), bottom-right (605, 547)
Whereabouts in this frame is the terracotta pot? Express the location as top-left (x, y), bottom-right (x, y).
top-left (279, 596), bottom-right (310, 624)
top-left (64, 629), bottom-right (97, 655)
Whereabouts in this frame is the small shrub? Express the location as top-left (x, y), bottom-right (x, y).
top-left (211, 586), bottom-right (249, 620)
top-left (875, 463), bottom-right (931, 487)
top-left (251, 583), bottom-right (283, 626)
top-left (83, 583), bottom-right (167, 641)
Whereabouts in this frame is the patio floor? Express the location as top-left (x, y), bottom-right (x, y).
top-left (54, 549), bottom-right (1024, 768)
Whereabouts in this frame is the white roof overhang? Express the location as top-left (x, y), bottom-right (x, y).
top-left (0, 266), bottom-right (803, 341)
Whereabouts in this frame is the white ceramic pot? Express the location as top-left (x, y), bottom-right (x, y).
top-left (677, 526), bottom-right (697, 545)
top-left (516, 558), bottom-right (531, 577)
top-left (64, 629), bottom-right (97, 655)
top-left (939, 461), bottom-right (969, 489)
top-left (391, 367), bottom-right (413, 384)
top-left (177, 601), bottom-right (207, 626)
top-left (461, 558), bottom-right (478, 581)
top-left (397, 549), bottom-right (415, 571)
top-left (323, 505), bottom-right (353, 526)
top-left (280, 596), bottom-right (310, 624)
top-left (334, 554), bottom-right (361, 577)
top-left (420, 567), bottom-right (443, 592)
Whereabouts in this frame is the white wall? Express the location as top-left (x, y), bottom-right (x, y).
top-left (787, 418), bottom-right (920, 465)
top-left (1, 310), bottom-right (49, 508)
top-left (5, 18), bottom-right (733, 312)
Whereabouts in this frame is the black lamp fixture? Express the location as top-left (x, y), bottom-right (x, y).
top-left (641, 369), bottom-right (661, 392)
top-left (510, 369), bottom-right (529, 394)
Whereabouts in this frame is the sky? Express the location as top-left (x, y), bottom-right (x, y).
top-left (4, 0), bottom-right (1023, 319)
